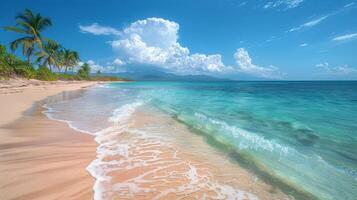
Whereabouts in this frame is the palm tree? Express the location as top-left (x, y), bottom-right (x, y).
top-left (35, 40), bottom-right (61, 72)
top-left (4, 9), bottom-right (52, 64)
top-left (60, 49), bottom-right (80, 74)
top-left (78, 63), bottom-right (91, 78)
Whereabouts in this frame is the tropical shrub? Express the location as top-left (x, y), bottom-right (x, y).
top-left (0, 65), bottom-right (13, 79)
top-left (36, 65), bottom-right (58, 81)
top-left (0, 45), bottom-right (14, 79)
top-left (57, 73), bottom-right (81, 81)
top-left (1, 44), bottom-right (38, 79)
top-left (12, 63), bottom-right (36, 79)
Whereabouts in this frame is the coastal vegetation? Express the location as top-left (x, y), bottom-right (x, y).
top-left (0, 9), bottom-right (126, 81)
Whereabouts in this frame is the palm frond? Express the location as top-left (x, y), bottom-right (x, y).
top-left (4, 26), bottom-right (28, 34)
top-left (9, 37), bottom-right (31, 51)
top-left (37, 17), bottom-right (52, 31)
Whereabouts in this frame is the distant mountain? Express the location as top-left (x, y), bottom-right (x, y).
top-left (102, 71), bottom-right (230, 81)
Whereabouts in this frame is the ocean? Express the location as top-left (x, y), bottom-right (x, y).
top-left (43, 81), bottom-right (357, 200)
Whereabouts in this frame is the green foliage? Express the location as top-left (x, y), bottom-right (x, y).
top-left (1, 44), bottom-right (128, 82)
top-left (4, 9), bottom-right (52, 63)
top-left (57, 73), bottom-right (81, 81)
top-left (13, 63), bottom-right (36, 79)
top-left (36, 39), bottom-right (62, 71)
top-left (2, 9), bottom-right (128, 82)
top-left (0, 46), bottom-right (14, 79)
top-left (77, 63), bottom-right (90, 78)
top-left (0, 65), bottom-right (13, 79)
top-left (1, 44), bottom-right (37, 79)
top-left (36, 65), bottom-right (58, 81)
top-left (60, 49), bottom-right (80, 73)
top-left (0, 45), bottom-right (6, 56)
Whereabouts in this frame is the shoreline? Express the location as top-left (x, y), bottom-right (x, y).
top-left (175, 116), bottom-right (319, 200)
top-left (0, 80), bottom-right (98, 199)
top-left (0, 79), bottom-right (99, 127)
top-left (0, 80), bottom-right (317, 199)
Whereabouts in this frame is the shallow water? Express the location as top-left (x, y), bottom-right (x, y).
top-left (44, 81), bottom-right (357, 200)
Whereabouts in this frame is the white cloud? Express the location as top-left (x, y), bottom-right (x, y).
top-left (315, 62), bottom-right (329, 68)
top-left (266, 36), bottom-right (280, 42)
top-left (332, 32), bottom-right (357, 41)
top-left (85, 60), bottom-right (126, 73)
top-left (108, 17), bottom-right (230, 74)
top-left (234, 48), bottom-right (282, 78)
top-left (75, 60), bottom-right (113, 73)
top-left (288, 4), bottom-right (355, 33)
top-left (302, 16), bottom-right (328, 27)
top-left (300, 43), bottom-right (308, 47)
top-left (111, 58), bottom-right (126, 66)
top-left (79, 23), bottom-right (120, 36)
top-left (289, 16), bottom-right (328, 32)
top-left (316, 62), bottom-right (357, 75)
top-left (264, 0), bottom-right (304, 9)
top-left (79, 18), bottom-right (282, 78)
top-left (239, 2), bottom-right (247, 7)
top-left (87, 60), bottom-right (105, 72)
top-left (344, 2), bottom-right (355, 8)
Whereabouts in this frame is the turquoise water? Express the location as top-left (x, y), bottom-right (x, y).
top-left (46, 81), bottom-right (357, 199)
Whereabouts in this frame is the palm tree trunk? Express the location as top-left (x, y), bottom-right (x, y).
top-left (27, 47), bottom-right (34, 65)
top-left (65, 66), bottom-right (68, 74)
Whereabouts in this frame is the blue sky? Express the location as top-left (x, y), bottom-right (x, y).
top-left (1, 0), bottom-right (357, 80)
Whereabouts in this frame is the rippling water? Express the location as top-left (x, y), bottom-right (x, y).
top-left (44, 81), bottom-right (357, 200)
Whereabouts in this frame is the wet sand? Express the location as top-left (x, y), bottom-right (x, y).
top-left (0, 81), bottom-right (97, 199)
top-left (0, 79), bottom-right (97, 126)
top-left (0, 80), bottom-right (311, 199)
top-left (90, 105), bottom-right (295, 199)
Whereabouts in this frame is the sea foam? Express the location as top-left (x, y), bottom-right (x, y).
top-left (193, 112), bottom-right (290, 155)
top-left (86, 101), bottom-right (144, 200)
top-left (85, 102), bottom-right (259, 199)
top-left (41, 92), bottom-right (260, 199)
top-left (42, 104), bottom-right (94, 135)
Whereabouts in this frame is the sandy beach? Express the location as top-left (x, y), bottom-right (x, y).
top-left (0, 79), bottom-right (97, 199)
top-left (0, 79), bottom-right (322, 200)
top-left (0, 79), bottom-right (311, 199)
top-left (0, 79), bottom-right (97, 126)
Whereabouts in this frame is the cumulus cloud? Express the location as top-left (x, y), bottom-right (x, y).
top-left (332, 32), bottom-right (357, 41)
top-left (108, 17), bottom-right (230, 74)
top-left (300, 43), bottom-right (308, 47)
top-left (288, 16), bottom-right (328, 32)
top-left (77, 60), bottom-right (107, 73)
top-left (85, 60), bottom-right (104, 72)
top-left (108, 58), bottom-right (126, 66)
top-left (316, 62), bottom-right (357, 75)
top-left (81, 59), bottom-right (126, 73)
top-left (264, 0), bottom-right (304, 9)
top-left (79, 18), bottom-right (282, 78)
top-left (79, 23), bottom-right (120, 35)
top-left (234, 48), bottom-right (282, 78)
